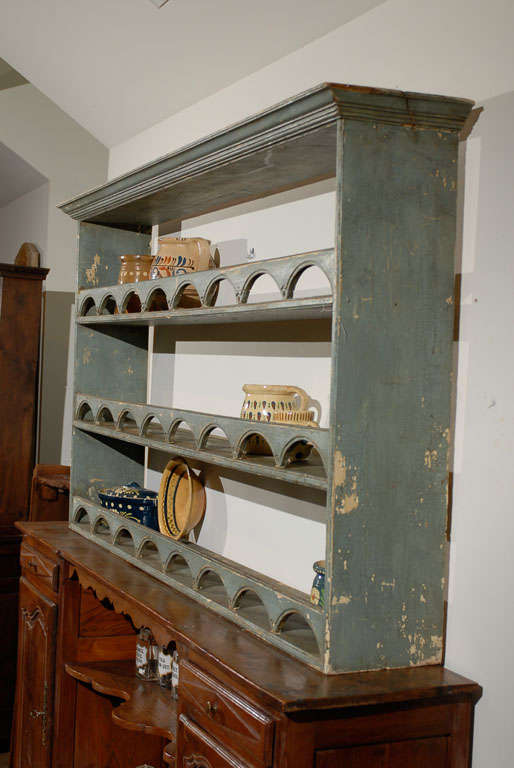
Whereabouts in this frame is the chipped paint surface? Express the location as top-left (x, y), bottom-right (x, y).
top-left (333, 451), bottom-right (359, 515)
top-left (424, 449), bottom-right (438, 468)
top-left (324, 119), bottom-right (459, 672)
top-left (85, 253), bottom-right (101, 286)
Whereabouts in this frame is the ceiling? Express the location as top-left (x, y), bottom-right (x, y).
top-left (0, 0), bottom-right (385, 148)
top-left (0, 140), bottom-right (47, 208)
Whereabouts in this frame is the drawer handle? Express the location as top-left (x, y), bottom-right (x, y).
top-left (27, 560), bottom-right (38, 571)
top-left (206, 699), bottom-right (218, 717)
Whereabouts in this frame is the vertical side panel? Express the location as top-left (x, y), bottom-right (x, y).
top-left (71, 429), bottom-right (145, 505)
top-left (77, 222), bottom-right (151, 291)
top-left (75, 324), bottom-right (147, 402)
top-left (73, 222), bottom-right (149, 512)
top-left (326, 119), bottom-right (458, 672)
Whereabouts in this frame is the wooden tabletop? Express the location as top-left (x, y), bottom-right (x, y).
top-left (17, 521), bottom-right (481, 713)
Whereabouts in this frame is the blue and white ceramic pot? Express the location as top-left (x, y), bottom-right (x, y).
top-left (98, 482), bottom-right (158, 530)
top-left (310, 560), bottom-right (326, 607)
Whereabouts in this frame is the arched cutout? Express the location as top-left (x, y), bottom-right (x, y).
top-left (118, 411), bottom-right (139, 435)
top-left (200, 426), bottom-right (231, 458)
top-left (77, 402), bottom-right (94, 422)
top-left (97, 406), bottom-right (115, 428)
top-left (196, 569), bottom-right (228, 607)
top-left (138, 540), bottom-right (162, 569)
top-left (74, 508), bottom-right (90, 528)
top-left (282, 440), bottom-right (326, 471)
top-left (170, 420), bottom-right (196, 450)
top-left (204, 277), bottom-right (237, 308)
top-left (233, 589), bottom-right (270, 630)
top-left (287, 264), bottom-right (332, 299)
top-left (275, 611), bottom-right (320, 656)
top-left (166, 554), bottom-right (193, 588)
top-left (242, 272), bottom-right (281, 305)
top-left (238, 432), bottom-right (273, 459)
top-left (142, 415), bottom-right (166, 441)
top-left (172, 283), bottom-right (202, 309)
top-left (80, 296), bottom-right (97, 317)
top-left (93, 517), bottom-right (111, 538)
top-left (99, 294), bottom-right (117, 315)
top-left (113, 528), bottom-right (135, 554)
top-left (122, 291), bottom-right (142, 314)
top-left (146, 287), bottom-right (168, 312)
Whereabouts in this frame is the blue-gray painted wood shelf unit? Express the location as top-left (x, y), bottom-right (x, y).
top-left (60, 82), bottom-right (475, 674)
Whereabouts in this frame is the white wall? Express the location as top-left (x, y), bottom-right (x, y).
top-left (109, 0), bottom-right (514, 178)
top-left (108, 1), bottom-right (513, 764)
top-left (147, 182), bottom-right (334, 593)
top-left (0, 182), bottom-right (49, 263)
top-left (0, 82), bottom-right (108, 464)
top-left (445, 91), bottom-right (514, 768)
top-left (0, 83), bottom-right (108, 293)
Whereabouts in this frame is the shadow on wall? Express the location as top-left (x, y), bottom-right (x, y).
top-left (446, 88), bottom-right (514, 768)
top-left (39, 291), bottom-right (75, 463)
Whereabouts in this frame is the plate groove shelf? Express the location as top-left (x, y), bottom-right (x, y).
top-left (77, 295), bottom-right (332, 327)
top-left (71, 496), bottom-right (323, 666)
top-left (74, 394), bottom-right (329, 491)
top-left (76, 248), bottom-right (335, 326)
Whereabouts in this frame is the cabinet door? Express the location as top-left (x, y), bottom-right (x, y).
top-left (178, 714), bottom-right (250, 768)
top-left (316, 736), bottom-right (449, 768)
top-left (12, 577), bottom-right (57, 768)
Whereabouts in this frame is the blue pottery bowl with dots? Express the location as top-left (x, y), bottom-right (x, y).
top-left (98, 482), bottom-right (158, 530)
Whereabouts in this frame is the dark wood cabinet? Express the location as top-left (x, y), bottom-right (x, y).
top-left (0, 264), bottom-right (48, 528)
top-left (0, 263), bottom-right (48, 748)
top-left (12, 523), bottom-right (481, 768)
top-left (316, 738), bottom-right (449, 768)
top-left (12, 577), bottom-right (57, 768)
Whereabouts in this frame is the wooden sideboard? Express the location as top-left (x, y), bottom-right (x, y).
top-left (12, 521), bottom-right (481, 768)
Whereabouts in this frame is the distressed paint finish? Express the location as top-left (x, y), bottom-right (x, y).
top-left (325, 119), bottom-right (459, 672)
top-left (70, 495), bottom-right (323, 667)
top-left (77, 222), bottom-right (151, 291)
top-left (71, 428), bottom-right (145, 503)
top-left (61, 84), bottom-right (475, 673)
top-left (72, 223), bottom-right (150, 537)
top-left (75, 325), bottom-right (147, 402)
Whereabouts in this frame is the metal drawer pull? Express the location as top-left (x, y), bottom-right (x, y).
top-left (206, 699), bottom-right (218, 716)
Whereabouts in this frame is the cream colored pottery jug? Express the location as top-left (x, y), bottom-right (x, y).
top-left (240, 384), bottom-right (319, 458)
top-left (150, 236), bottom-right (219, 307)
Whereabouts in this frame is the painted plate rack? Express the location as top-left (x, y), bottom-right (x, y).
top-left (60, 82), bottom-right (474, 673)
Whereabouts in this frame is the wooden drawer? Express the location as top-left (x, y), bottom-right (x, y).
top-left (179, 715), bottom-right (251, 768)
top-left (180, 660), bottom-right (274, 767)
top-left (20, 543), bottom-right (59, 593)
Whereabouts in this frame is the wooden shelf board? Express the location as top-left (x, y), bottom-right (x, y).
top-left (65, 659), bottom-right (177, 741)
top-left (73, 420), bottom-right (329, 491)
top-left (77, 295), bottom-right (333, 327)
top-left (58, 83), bottom-right (472, 229)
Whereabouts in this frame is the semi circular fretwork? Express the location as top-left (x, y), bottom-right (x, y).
top-left (74, 394), bottom-right (329, 478)
top-left (76, 249), bottom-right (335, 317)
top-left (71, 496), bottom-right (323, 664)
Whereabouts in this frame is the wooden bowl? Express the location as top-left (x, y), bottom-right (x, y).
top-left (158, 458), bottom-right (206, 540)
